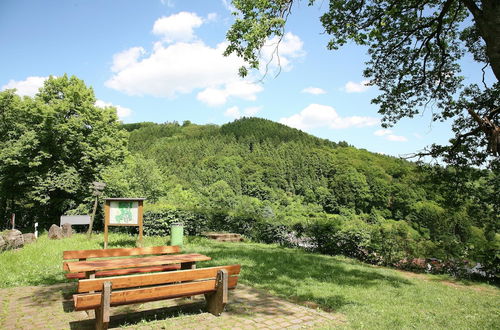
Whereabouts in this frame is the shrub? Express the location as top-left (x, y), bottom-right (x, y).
top-left (143, 208), bottom-right (209, 236)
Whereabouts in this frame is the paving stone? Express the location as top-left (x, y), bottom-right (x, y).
top-left (0, 283), bottom-right (344, 329)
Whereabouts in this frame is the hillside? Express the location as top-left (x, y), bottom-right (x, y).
top-left (111, 118), bottom-right (497, 277)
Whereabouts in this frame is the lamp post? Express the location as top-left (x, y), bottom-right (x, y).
top-left (87, 181), bottom-right (106, 237)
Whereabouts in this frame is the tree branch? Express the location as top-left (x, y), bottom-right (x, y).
top-left (460, 0), bottom-right (482, 20)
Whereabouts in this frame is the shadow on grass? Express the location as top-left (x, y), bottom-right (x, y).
top-left (196, 244), bottom-right (413, 310)
top-left (99, 237), bottom-right (139, 248)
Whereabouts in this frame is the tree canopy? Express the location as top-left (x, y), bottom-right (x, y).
top-left (0, 75), bottom-right (128, 229)
top-left (224, 0), bottom-right (500, 168)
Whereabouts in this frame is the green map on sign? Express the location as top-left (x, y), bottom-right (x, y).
top-left (115, 201), bottom-right (133, 224)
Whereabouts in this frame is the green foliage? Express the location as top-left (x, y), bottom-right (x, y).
top-left (101, 155), bottom-right (166, 202)
top-left (0, 75), bottom-right (128, 230)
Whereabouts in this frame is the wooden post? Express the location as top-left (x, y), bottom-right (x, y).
top-left (104, 201), bottom-right (110, 249)
top-left (88, 181), bottom-right (105, 238)
top-left (96, 281), bottom-right (112, 330)
top-left (205, 269), bottom-right (228, 316)
top-left (87, 195), bottom-right (99, 238)
top-left (137, 200), bottom-right (143, 247)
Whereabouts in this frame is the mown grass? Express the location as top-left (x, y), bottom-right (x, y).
top-left (0, 232), bottom-right (498, 329)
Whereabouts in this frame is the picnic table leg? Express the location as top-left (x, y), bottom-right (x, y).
top-left (205, 269), bottom-right (228, 316)
top-left (181, 262), bottom-right (196, 299)
top-left (181, 261), bottom-right (196, 270)
top-left (95, 281), bottom-right (112, 330)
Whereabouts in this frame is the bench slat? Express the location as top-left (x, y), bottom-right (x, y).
top-left (67, 264), bottom-right (182, 280)
top-left (74, 277), bottom-right (239, 311)
top-left (78, 265), bottom-right (241, 293)
top-left (63, 246), bottom-right (181, 260)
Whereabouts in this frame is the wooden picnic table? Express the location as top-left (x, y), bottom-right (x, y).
top-left (65, 253), bottom-right (211, 274)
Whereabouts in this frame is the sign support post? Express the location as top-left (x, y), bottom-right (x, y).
top-left (103, 198), bottom-right (145, 249)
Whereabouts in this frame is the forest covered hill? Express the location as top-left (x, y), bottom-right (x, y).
top-left (111, 117), bottom-right (498, 278)
top-left (2, 76), bottom-right (495, 279)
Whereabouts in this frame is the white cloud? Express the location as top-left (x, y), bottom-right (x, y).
top-left (344, 80), bottom-right (371, 93)
top-left (373, 129), bottom-right (407, 142)
top-left (386, 134), bottom-right (408, 142)
top-left (196, 80), bottom-right (263, 107)
top-left (260, 32), bottom-right (305, 74)
top-left (95, 100), bottom-right (132, 119)
top-left (153, 12), bottom-right (203, 43)
top-left (1, 76), bottom-right (48, 97)
top-left (107, 13), bottom-right (273, 106)
top-left (301, 87), bottom-right (326, 95)
top-left (279, 104), bottom-right (379, 130)
top-left (224, 105), bottom-right (261, 119)
top-left (107, 12), bottom-right (304, 106)
top-left (374, 129), bottom-right (392, 136)
top-left (106, 41), bottom-right (246, 99)
top-left (111, 47), bottom-right (145, 73)
top-left (206, 13), bottom-right (217, 22)
top-left (224, 106), bottom-right (241, 118)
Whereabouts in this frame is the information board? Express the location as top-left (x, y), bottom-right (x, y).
top-left (103, 198), bottom-right (145, 248)
top-left (109, 201), bottom-right (139, 225)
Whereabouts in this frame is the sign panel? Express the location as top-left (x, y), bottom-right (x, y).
top-left (60, 215), bottom-right (91, 226)
top-left (109, 201), bottom-right (139, 225)
top-left (103, 198), bottom-right (145, 249)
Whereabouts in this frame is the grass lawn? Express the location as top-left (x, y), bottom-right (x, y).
top-left (0, 232), bottom-right (498, 329)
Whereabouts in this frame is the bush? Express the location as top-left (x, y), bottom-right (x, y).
top-left (143, 208), bottom-right (209, 236)
top-left (305, 215), bottom-right (374, 261)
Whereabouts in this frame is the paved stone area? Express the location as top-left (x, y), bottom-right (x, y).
top-left (0, 283), bottom-right (344, 329)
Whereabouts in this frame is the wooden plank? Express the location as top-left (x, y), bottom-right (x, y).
top-left (63, 245), bottom-right (182, 260)
top-left (78, 265), bottom-right (241, 293)
top-left (67, 253), bottom-right (210, 273)
top-left (67, 264), bottom-right (182, 280)
top-left (74, 277), bottom-right (239, 311)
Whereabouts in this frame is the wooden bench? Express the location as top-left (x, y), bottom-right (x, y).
top-left (63, 246), bottom-right (183, 279)
top-left (74, 264), bottom-right (241, 329)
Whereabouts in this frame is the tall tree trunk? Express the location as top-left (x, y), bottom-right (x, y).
top-left (477, 0), bottom-right (500, 81)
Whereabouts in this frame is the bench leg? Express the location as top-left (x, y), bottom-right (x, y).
top-left (205, 269), bottom-right (228, 316)
top-left (95, 281), bottom-right (112, 330)
top-left (86, 272), bottom-right (96, 318)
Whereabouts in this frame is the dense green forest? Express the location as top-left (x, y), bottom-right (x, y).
top-left (112, 118), bottom-right (497, 278)
top-left (0, 76), bottom-right (497, 279)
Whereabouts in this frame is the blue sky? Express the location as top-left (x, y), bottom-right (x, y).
top-left (0, 0), bottom-right (487, 158)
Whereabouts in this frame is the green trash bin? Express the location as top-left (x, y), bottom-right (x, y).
top-left (170, 222), bottom-right (184, 246)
